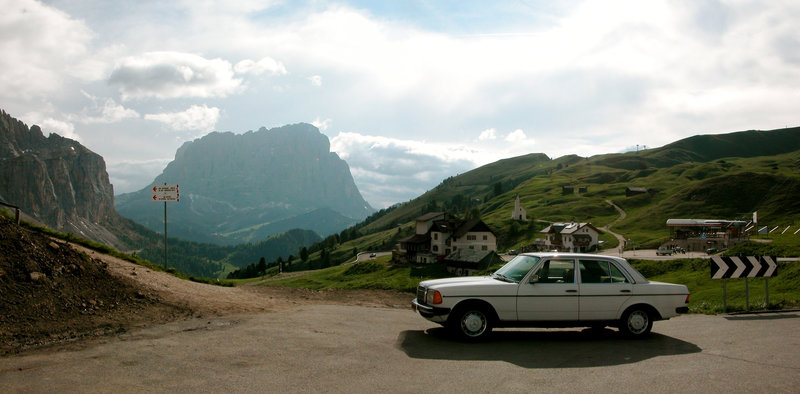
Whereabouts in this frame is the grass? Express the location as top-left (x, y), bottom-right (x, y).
top-left (263, 253), bottom-right (800, 314)
top-left (262, 255), bottom-right (449, 293)
top-left (0, 209), bottom-right (235, 287)
top-left (629, 258), bottom-right (800, 314)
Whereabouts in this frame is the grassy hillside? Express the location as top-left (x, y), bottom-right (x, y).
top-left (353, 127), bottom-right (800, 251)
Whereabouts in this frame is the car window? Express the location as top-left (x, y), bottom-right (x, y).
top-left (534, 259), bottom-right (574, 284)
top-left (579, 260), bottom-right (629, 284)
top-left (494, 255), bottom-right (540, 282)
top-left (608, 262), bottom-right (629, 283)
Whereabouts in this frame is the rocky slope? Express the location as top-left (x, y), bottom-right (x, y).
top-left (0, 110), bottom-right (124, 248)
top-left (116, 123), bottom-right (374, 245)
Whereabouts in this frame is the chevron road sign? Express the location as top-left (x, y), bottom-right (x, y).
top-left (710, 256), bottom-right (778, 279)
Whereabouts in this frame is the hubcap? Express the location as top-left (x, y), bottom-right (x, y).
top-left (627, 310), bottom-right (648, 334)
top-left (462, 311), bottom-right (486, 336)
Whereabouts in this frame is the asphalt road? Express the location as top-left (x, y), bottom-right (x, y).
top-left (1, 307), bottom-right (798, 392)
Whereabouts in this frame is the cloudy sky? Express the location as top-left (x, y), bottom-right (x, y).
top-left (3, 0), bottom-right (799, 208)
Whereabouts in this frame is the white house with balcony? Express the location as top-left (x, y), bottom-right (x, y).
top-left (540, 222), bottom-right (600, 253)
top-left (394, 212), bottom-right (497, 264)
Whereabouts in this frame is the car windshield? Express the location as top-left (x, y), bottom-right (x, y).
top-left (493, 255), bottom-right (541, 283)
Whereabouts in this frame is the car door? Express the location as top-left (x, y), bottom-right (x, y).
top-left (578, 258), bottom-right (633, 321)
top-left (516, 258), bottom-right (579, 321)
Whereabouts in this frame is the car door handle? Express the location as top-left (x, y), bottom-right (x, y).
top-left (620, 289), bottom-right (631, 293)
top-left (566, 289), bottom-right (577, 293)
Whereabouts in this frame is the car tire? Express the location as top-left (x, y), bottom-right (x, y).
top-left (448, 305), bottom-right (493, 341)
top-left (619, 307), bottom-right (653, 338)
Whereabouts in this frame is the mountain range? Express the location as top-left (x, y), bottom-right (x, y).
top-left (2, 105), bottom-right (798, 277)
top-left (115, 124), bottom-right (374, 245)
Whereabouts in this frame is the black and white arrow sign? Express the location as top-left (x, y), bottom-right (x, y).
top-left (710, 256), bottom-right (778, 279)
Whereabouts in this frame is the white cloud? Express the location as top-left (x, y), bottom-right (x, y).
top-left (39, 118), bottom-right (80, 141)
top-left (107, 158), bottom-right (172, 194)
top-left (505, 129), bottom-right (528, 143)
top-left (234, 57), bottom-right (287, 76)
top-left (109, 51), bottom-right (243, 99)
top-left (308, 75), bottom-right (323, 86)
top-left (312, 117), bottom-right (332, 131)
top-left (330, 131), bottom-right (479, 207)
top-left (478, 128), bottom-right (497, 141)
top-left (5, 1), bottom-right (800, 208)
top-left (74, 96), bottom-right (140, 124)
top-left (0, 0), bottom-right (93, 101)
top-left (144, 105), bottom-right (220, 131)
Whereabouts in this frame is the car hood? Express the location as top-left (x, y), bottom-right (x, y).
top-left (420, 276), bottom-right (515, 295)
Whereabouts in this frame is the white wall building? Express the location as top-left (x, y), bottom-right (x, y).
top-left (540, 222), bottom-right (600, 253)
top-left (511, 194), bottom-right (527, 221)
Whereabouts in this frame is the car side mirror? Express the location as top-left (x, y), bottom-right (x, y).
top-left (529, 274), bottom-right (540, 284)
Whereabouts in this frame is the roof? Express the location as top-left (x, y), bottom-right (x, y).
top-left (416, 212), bottom-right (445, 222)
top-left (540, 222), bottom-right (599, 234)
top-left (453, 219), bottom-right (493, 238)
top-left (444, 249), bottom-right (494, 263)
top-left (666, 219), bottom-right (748, 227)
top-left (398, 233), bottom-right (430, 244)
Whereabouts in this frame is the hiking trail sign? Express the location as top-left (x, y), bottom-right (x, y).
top-left (152, 184), bottom-right (179, 202)
top-left (151, 184), bottom-right (179, 269)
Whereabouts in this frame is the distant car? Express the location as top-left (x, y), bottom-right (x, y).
top-left (369, 253), bottom-right (377, 258)
top-left (507, 249), bottom-right (519, 255)
top-left (656, 247), bottom-right (673, 256)
top-left (705, 248), bottom-right (717, 254)
top-left (412, 253), bottom-right (690, 341)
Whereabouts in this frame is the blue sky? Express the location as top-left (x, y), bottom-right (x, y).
top-left (2, 0), bottom-right (799, 208)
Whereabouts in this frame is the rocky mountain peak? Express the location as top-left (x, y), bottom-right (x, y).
top-left (0, 109), bottom-right (123, 248)
top-left (116, 122), bottom-right (374, 245)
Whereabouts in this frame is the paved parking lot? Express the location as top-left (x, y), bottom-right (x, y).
top-left (1, 305), bottom-right (798, 392)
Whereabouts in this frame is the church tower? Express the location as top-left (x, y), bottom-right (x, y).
top-left (511, 194), bottom-right (526, 221)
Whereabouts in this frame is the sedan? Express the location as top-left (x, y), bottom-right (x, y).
top-left (412, 253), bottom-right (689, 341)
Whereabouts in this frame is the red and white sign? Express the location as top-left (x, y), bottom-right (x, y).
top-left (152, 184), bottom-right (180, 202)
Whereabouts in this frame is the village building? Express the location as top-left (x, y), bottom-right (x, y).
top-left (511, 194), bottom-right (526, 221)
top-left (540, 222), bottom-right (601, 253)
top-left (443, 249), bottom-right (503, 276)
top-left (626, 186), bottom-right (648, 197)
top-left (393, 212), bottom-right (498, 264)
top-left (663, 219), bottom-right (749, 252)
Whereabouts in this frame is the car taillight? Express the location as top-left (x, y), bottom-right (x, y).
top-left (685, 294), bottom-right (690, 304)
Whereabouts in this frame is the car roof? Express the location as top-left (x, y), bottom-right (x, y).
top-left (517, 252), bottom-right (649, 283)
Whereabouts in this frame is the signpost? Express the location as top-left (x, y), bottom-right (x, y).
top-left (152, 184), bottom-right (179, 269)
top-left (710, 255), bottom-right (778, 312)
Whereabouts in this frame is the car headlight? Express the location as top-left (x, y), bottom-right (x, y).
top-left (426, 290), bottom-right (443, 305)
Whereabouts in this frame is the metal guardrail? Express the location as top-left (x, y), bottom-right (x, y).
top-left (0, 200), bottom-right (21, 224)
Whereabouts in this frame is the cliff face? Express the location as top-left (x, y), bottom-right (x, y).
top-left (0, 110), bottom-right (122, 248)
top-left (115, 123), bottom-right (374, 245)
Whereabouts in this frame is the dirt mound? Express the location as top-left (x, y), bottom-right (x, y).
top-left (0, 215), bottom-right (190, 355)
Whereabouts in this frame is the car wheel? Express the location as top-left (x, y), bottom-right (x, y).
top-left (620, 307), bottom-right (652, 338)
top-left (449, 306), bottom-right (493, 341)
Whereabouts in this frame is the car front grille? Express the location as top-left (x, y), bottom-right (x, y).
top-left (416, 285), bottom-right (426, 304)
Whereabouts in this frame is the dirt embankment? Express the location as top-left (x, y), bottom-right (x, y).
top-left (0, 215), bottom-right (411, 355)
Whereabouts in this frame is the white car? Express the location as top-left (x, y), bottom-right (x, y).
top-left (412, 253), bottom-right (689, 340)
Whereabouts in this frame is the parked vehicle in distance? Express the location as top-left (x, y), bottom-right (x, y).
top-left (412, 253), bottom-right (690, 341)
top-left (369, 253), bottom-right (377, 258)
top-left (656, 247), bottom-right (673, 256)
